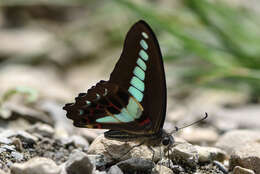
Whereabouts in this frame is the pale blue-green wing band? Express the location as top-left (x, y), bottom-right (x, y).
top-left (140, 40), bottom-right (148, 50)
top-left (126, 98), bottom-right (142, 119)
top-left (96, 116), bottom-right (119, 123)
top-left (137, 58), bottom-right (146, 71)
top-left (130, 76), bottom-right (144, 92)
top-left (128, 86), bottom-right (143, 102)
top-left (114, 108), bottom-right (134, 122)
top-left (142, 32), bottom-right (149, 39)
top-left (139, 50), bottom-right (149, 61)
top-left (133, 66), bottom-right (145, 81)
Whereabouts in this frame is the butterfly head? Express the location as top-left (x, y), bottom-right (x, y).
top-left (160, 129), bottom-right (174, 147)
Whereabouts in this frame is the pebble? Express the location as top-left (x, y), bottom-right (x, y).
top-left (108, 165), bottom-right (124, 174)
top-left (230, 142), bottom-right (260, 173)
top-left (65, 150), bottom-right (93, 174)
top-left (233, 166), bottom-right (255, 174)
top-left (152, 165), bottom-right (173, 174)
top-left (87, 154), bottom-right (106, 168)
top-left (62, 135), bottom-right (89, 149)
top-left (87, 134), bottom-right (159, 163)
top-left (116, 158), bottom-right (154, 173)
top-left (169, 142), bottom-right (198, 168)
top-left (11, 157), bottom-right (61, 174)
top-left (195, 145), bottom-right (227, 163)
top-left (179, 127), bottom-right (219, 144)
top-left (0, 130), bottom-right (38, 145)
top-left (0, 137), bottom-right (12, 144)
top-left (1, 145), bottom-right (15, 152)
top-left (27, 123), bottom-right (54, 138)
top-left (11, 151), bottom-right (24, 161)
top-left (216, 130), bottom-right (260, 154)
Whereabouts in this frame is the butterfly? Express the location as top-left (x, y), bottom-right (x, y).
top-left (63, 20), bottom-right (192, 151)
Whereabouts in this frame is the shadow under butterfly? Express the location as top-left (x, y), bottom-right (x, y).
top-left (63, 20), bottom-right (207, 162)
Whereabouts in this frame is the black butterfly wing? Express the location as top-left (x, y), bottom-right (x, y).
top-left (64, 20), bottom-right (167, 135)
top-left (109, 20), bottom-right (167, 134)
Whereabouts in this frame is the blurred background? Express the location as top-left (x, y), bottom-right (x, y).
top-left (1, 0), bottom-right (260, 147)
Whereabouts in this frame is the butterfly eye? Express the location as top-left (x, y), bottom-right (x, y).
top-left (162, 136), bottom-right (170, 146)
top-left (162, 135), bottom-right (174, 146)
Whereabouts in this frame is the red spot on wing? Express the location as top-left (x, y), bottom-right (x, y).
top-left (139, 118), bottom-right (151, 126)
top-left (94, 124), bottom-right (102, 129)
top-left (109, 102), bottom-right (121, 112)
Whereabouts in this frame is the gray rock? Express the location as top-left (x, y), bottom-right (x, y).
top-left (233, 166), bottom-right (255, 174)
top-left (1, 145), bottom-right (15, 152)
top-left (0, 130), bottom-right (38, 144)
top-left (152, 165), bottom-right (173, 174)
top-left (216, 130), bottom-right (260, 154)
top-left (0, 137), bottom-right (12, 144)
top-left (108, 165), bottom-right (123, 174)
top-left (87, 154), bottom-right (106, 168)
top-left (117, 158), bottom-right (154, 172)
top-left (62, 135), bottom-right (89, 149)
top-left (179, 127), bottom-right (219, 144)
top-left (88, 135), bottom-right (159, 163)
top-left (0, 148), bottom-right (6, 153)
top-left (0, 170), bottom-right (6, 174)
top-left (195, 145), bottom-right (227, 163)
top-left (65, 151), bottom-right (93, 174)
top-left (169, 142), bottom-right (198, 168)
top-left (11, 151), bottom-right (24, 161)
top-left (27, 123), bottom-right (54, 138)
top-left (11, 157), bottom-right (60, 174)
top-left (95, 171), bottom-right (107, 174)
top-left (230, 142), bottom-right (260, 173)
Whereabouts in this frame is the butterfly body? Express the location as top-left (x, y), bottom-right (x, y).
top-left (63, 20), bottom-right (173, 148)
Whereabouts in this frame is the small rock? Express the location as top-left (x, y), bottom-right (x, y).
top-left (216, 130), bottom-right (260, 154)
top-left (11, 151), bottom-right (24, 161)
top-left (88, 135), bottom-right (159, 163)
top-left (27, 123), bottom-right (54, 138)
top-left (0, 137), bottom-right (12, 144)
top-left (79, 129), bottom-right (104, 142)
top-left (230, 142), bottom-right (260, 173)
top-left (233, 166), bottom-right (255, 174)
top-left (1, 145), bottom-right (15, 152)
top-left (11, 157), bottom-right (60, 174)
top-left (1, 130), bottom-right (38, 146)
top-left (169, 142), bottom-right (198, 168)
top-left (179, 127), bottom-right (219, 144)
top-left (108, 165), bottom-right (124, 174)
top-left (152, 165), bottom-right (173, 174)
top-left (0, 170), bottom-right (6, 174)
top-left (195, 145), bottom-right (227, 163)
top-left (0, 148), bottom-right (6, 153)
top-left (87, 154), bottom-right (106, 168)
top-left (65, 151), bottom-right (93, 174)
top-left (117, 158), bottom-right (154, 173)
top-left (62, 135), bottom-right (89, 148)
top-left (213, 160), bottom-right (228, 174)
top-left (12, 138), bottom-right (23, 152)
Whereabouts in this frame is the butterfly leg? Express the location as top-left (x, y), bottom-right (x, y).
top-left (118, 141), bottom-right (145, 160)
top-left (147, 146), bottom-right (155, 161)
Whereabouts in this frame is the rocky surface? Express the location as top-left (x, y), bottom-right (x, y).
top-left (0, 2), bottom-right (260, 174)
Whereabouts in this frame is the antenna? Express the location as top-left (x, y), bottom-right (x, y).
top-left (170, 112), bottom-right (208, 134)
